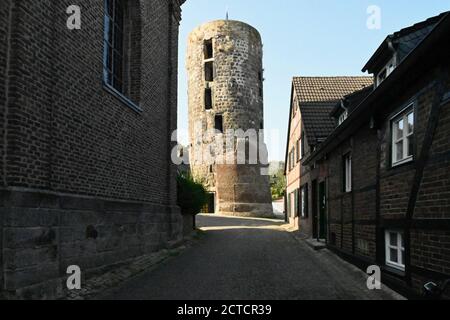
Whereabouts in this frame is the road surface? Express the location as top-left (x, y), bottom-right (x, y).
top-left (99, 214), bottom-right (403, 300)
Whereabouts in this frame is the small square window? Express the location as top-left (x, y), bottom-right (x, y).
top-left (385, 230), bottom-right (405, 271)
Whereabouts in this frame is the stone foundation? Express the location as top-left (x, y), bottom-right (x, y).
top-left (218, 203), bottom-right (274, 219)
top-left (216, 163), bottom-right (273, 218)
top-left (0, 189), bottom-right (182, 299)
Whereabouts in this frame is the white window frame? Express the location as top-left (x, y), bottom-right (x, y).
top-left (385, 230), bottom-right (405, 271)
top-left (338, 110), bottom-right (348, 126)
top-left (291, 192), bottom-right (296, 218)
top-left (289, 149), bottom-right (295, 171)
top-left (391, 105), bottom-right (414, 166)
top-left (300, 187), bottom-right (306, 218)
top-left (344, 154), bottom-right (352, 193)
top-left (298, 138), bottom-right (303, 161)
top-left (376, 57), bottom-right (396, 87)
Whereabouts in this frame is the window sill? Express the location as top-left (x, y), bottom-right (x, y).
top-left (391, 157), bottom-right (413, 169)
top-left (382, 264), bottom-right (406, 278)
top-left (103, 82), bottom-right (143, 113)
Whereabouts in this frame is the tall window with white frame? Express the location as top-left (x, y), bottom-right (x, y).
top-left (392, 106), bottom-right (414, 166)
top-left (300, 185), bottom-right (308, 218)
top-left (291, 192), bottom-right (296, 218)
top-left (385, 230), bottom-right (405, 271)
top-left (301, 132), bottom-right (305, 159)
top-left (343, 153), bottom-right (352, 193)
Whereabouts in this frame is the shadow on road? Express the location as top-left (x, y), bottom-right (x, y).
top-left (97, 214), bottom-right (404, 300)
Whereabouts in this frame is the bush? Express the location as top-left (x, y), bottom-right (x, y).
top-left (270, 169), bottom-right (286, 201)
top-left (177, 173), bottom-right (208, 216)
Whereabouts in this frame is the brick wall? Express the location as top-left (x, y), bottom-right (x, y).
top-left (375, 64), bottom-right (450, 294)
top-left (0, 0), bottom-right (11, 183)
top-left (305, 32), bottom-right (450, 297)
top-left (3, 0), bottom-right (178, 203)
top-left (0, 0), bottom-right (185, 298)
top-left (0, 0), bottom-right (13, 293)
top-left (326, 126), bottom-right (378, 260)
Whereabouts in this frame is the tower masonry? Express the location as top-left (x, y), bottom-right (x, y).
top-left (186, 20), bottom-right (273, 218)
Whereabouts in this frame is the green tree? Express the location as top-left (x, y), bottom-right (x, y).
top-left (270, 169), bottom-right (286, 201)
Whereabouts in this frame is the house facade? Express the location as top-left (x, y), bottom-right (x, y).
top-left (285, 77), bottom-right (373, 238)
top-left (304, 12), bottom-right (450, 296)
top-left (0, 0), bottom-right (185, 298)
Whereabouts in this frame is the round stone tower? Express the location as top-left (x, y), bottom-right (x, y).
top-left (186, 20), bottom-right (273, 218)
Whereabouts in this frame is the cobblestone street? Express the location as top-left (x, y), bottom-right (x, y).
top-left (98, 215), bottom-right (404, 300)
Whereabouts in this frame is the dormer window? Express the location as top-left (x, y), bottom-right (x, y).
top-left (338, 110), bottom-right (348, 126)
top-left (376, 57), bottom-right (396, 87)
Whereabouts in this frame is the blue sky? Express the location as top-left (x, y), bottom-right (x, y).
top-left (177, 1), bottom-right (449, 161)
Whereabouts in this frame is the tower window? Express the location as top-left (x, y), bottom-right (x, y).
top-left (215, 115), bottom-right (223, 133)
top-left (205, 88), bottom-right (213, 110)
top-left (204, 39), bottom-right (213, 59)
top-left (205, 61), bottom-right (214, 82)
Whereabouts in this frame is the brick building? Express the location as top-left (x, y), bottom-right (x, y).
top-left (303, 12), bottom-right (450, 296)
top-left (284, 77), bottom-right (372, 236)
top-left (0, 0), bottom-right (186, 298)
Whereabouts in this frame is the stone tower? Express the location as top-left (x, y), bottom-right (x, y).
top-left (187, 20), bottom-right (273, 218)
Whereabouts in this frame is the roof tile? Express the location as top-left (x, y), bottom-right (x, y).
top-left (292, 77), bottom-right (373, 144)
top-left (293, 76), bottom-right (373, 103)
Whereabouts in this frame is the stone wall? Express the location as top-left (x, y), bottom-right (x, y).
top-left (186, 20), bottom-right (272, 217)
top-left (0, 190), bottom-right (182, 299)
